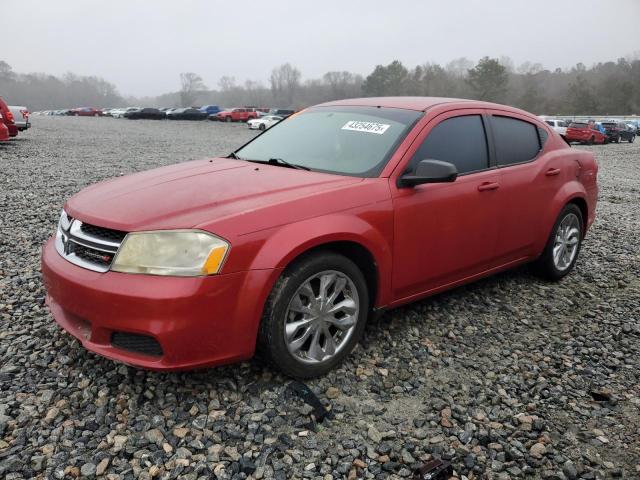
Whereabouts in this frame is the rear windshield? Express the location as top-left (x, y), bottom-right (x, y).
top-left (236, 106), bottom-right (422, 177)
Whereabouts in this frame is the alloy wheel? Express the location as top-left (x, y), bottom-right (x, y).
top-left (553, 213), bottom-right (580, 271)
top-left (284, 270), bottom-right (360, 364)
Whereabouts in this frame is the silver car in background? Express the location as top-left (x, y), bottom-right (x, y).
top-left (9, 106), bottom-right (30, 131)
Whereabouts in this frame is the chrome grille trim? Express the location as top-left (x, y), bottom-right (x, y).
top-left (55, 218), bottom-right (125, 273)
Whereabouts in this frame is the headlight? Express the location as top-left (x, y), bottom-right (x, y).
top-left (111, 230), bottom-right (229, 276)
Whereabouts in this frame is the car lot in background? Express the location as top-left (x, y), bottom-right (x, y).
top-left (9, 105), bottom-right (30, 131)
top-left (166, 108), bottom-right (208, 120)
top-left (565, 121), bottom-right (607, 145)
top-left (247, 114), bottom-right (283, 130)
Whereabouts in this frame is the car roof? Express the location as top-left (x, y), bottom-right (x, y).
top-left (316, 96), bottom-right (527, 113)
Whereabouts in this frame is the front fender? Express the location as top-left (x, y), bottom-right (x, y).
top-left (247, 212), bottom-right (394, 307)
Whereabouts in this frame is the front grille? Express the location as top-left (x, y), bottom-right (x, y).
top-left (111, 332), bottom-right (163, 357)
top-left (80, 223), bottom-right (128, 243)
top-left (56, 218), bottom-right (126, 273)
top-left (73, 243), bottom-right (114, 267)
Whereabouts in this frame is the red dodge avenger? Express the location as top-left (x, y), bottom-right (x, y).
top-left (41, 97), bottom-right (598, 378)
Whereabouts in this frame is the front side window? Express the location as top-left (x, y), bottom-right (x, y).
top-left (491, 116), bottom-right (541, 166)
top-left (236, 106), bottom-right (422, 177)
top-left (409, 115), bottom-right (489, 175)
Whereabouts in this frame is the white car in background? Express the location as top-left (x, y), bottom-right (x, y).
top-left (9, 106), bottom-right (30, 131)
top-left (112, 107), bottom-right (141, 118)
top-left (540, 117), bottom-right (568, 138)
top-left (247, 115), bottom-right (283, 131)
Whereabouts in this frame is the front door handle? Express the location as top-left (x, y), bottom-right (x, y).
top-left (477, 182), bottom-right (500, 192)
top-left (545, 168), bottom-right (561, 176)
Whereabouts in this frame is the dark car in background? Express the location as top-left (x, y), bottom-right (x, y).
top-left (124, 108), bottom-right (166, 120)
top-left (600, 121), bottom-right (626, 143)
top-left (167, 108), bottom-right (208, 120)
top-left (69, 107), bottom-right (103, 117)
top-left (620, 124), bottom-right (636, 143)
top-left (0, 96), bottom-right (18, 137)
top-left (268, 108), bottom-right (296, 118)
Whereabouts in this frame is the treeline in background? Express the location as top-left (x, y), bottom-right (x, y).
top-left (2, 53), bottom-right (640, 115)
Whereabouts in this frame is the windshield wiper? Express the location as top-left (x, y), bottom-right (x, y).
top-left (268, 158), bottom-right (311, 171)
top-left (227, 152), bottom-right (243, 160)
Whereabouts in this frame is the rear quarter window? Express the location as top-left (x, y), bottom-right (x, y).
top-left (491, 116), bottom-right (541, 167)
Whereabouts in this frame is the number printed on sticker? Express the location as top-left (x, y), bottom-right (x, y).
top-left (342, 120), bottom-right (390, 135)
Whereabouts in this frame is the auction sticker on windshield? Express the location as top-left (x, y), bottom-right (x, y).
top-left (342, 120), bottom-right (390, 135)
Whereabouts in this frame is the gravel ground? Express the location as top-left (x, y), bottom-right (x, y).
top-left (0, 117), bottom-right (638, 480)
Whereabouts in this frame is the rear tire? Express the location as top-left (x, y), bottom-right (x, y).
top-left (257, 252), bottom-right (369, 378)
top-left (533, 204), bottom-right (583, 281)
top-left (588, 136), bottom-right (594, 145)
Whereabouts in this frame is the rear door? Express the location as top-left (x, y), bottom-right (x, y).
top-left (485, 111), bottom-right (559, 262)
top-left (391, 109), bottom-right (502, 300)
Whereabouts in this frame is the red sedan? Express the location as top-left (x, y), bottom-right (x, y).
top-left (41, 97), bottom-right (599, 378)
top-left (565, 122), bottom-right (607, 145)
top-left (0, 115), bottom-right (9, 141)
top-left (69, 107), bottom-right (103, 117)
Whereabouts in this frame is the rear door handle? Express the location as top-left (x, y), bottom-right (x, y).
top-left (477, 182), bottom-right (500, 192)
top-left (545, 168), bottom-right (561, 176)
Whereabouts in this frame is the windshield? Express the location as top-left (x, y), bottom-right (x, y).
top-left (235, 106), bottom-right (422, 177)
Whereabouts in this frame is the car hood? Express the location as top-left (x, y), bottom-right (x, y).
top-left (65, 158), bottom-right (365, 235)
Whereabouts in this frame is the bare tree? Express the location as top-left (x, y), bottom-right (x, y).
top-left (270, 63), bottom-right (301, 107)
top-left (179, 72), bottom-right (206, 107)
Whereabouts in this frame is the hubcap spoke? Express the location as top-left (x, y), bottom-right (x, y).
top-left (552, 213), bottom-right (580, 271)
top-left (284, 270), bottom-right (360, 365)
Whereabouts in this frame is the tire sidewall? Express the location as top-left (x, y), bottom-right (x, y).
top-left (260, 252), bottom-right (369, 378)
top-left (540, 204), bottom-right (584, 280)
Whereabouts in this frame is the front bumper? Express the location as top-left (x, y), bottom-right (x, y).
top-left (41, 238), bottom-right (278, 370)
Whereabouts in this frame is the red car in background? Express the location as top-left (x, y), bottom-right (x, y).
top-left (0, 96), bottom-right (18, 137)
top-left (211, 108), bottom-right (258, 122)
top-left (0, 114), bottom-right (9, 141)
top-left (69, 107), bottom-right (103, 117)
top-left (565, 122), bottom-right (606, 145)
top-left (41, 97), bottom-right (598, 378)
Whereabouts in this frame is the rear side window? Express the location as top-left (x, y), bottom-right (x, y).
top-left (410, 115), bottom-right (489, 175)
top-left (491, 116), bottom-right (541, 166)
top-left (545, 120), bottom-right (555, 127)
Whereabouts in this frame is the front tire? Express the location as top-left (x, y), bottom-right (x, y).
top-left (258, 252), bottom-right (369, 378)
top-left (259, 124), bottom-right (266, 131)
top-left (533, 204), bottom-right (583, 281)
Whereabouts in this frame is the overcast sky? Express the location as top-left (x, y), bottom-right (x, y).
top-left (5, 0), bottom-right (640, 97)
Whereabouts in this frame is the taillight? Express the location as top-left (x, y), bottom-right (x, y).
top-left (5, 111), bottom-right (14, 123)
top-left (20, 109), bottom-right (29, 118)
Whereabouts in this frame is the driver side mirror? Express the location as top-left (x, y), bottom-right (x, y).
top-left (398, 159), bottom-right (458, 187)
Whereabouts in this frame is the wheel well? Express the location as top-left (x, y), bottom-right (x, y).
top-left (285, 241), bottom-right (378, 307)
top-left (568, 197), bottom-right (588, 234)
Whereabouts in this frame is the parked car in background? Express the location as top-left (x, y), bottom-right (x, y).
top-left (600, 121), bottom-right (626, 143)
top-left (621, 124), bottom-right (636, 143)
top-left (112, 107), bottom-right (138, 118)
top-left (0, 114), bottom-right (9, 141)
top-left (69, 107), bottom-right (103, 117)
top-left (0, 97), bottom-right (18, 137)
top-left (268, 108), bottom-right (296, 118)
top-left (9, 106), bottom-right (30, 131)
top-left (101, 108), bottom-right (115, 117)
top-left (211, 108), bottom-right (258, 122)
top-left (565, 122), bottom-right (606, 145)
top-left (41, 97), bottom-right (598, 378)
top-left (541, 118), bottom-right (567, 138)
top-left (124, 108), bottom-right (165, 120)
top-left (199, 105), bottom-right (222, 116)
top-left (247, 115), bottom-right (283, 130)
top-left (167, 108), bottom-right (208, 120)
